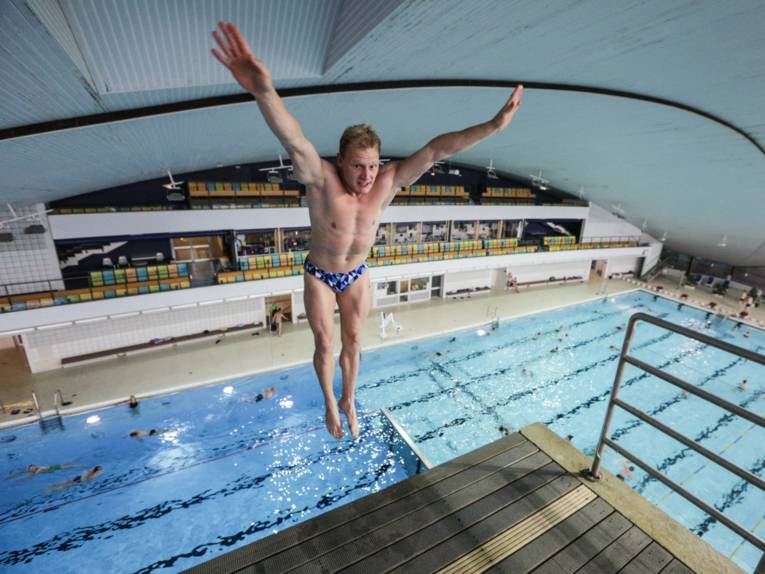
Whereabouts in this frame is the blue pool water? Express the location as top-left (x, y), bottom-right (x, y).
top-left (1, 290), bottom-right (763, 572)
top-left (0, 370), bottom-right (418, 573)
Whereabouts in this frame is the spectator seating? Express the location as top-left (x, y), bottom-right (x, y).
top-left (481, 187), bottom-right (535, 204)
top-left (89, 263), bottom-right (189, 287)
top-left (544, 236), bottom-right (578, 251)
top-left (578, 239), bottom-right (640, 249)
top-left (188, 181), bottom-right (300, 208)
top-left (392, 185), bottom-right (470, 205)
top-left (1, 237), bottom-right (641, 312)
top-left (0, 274), bottom-right (192, 312)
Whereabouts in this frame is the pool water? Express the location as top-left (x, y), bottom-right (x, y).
top-left (1, 290), bottom-right (763, 573)
top-left (357, 290), bottom-right (764, 573)
top-left (0, 369), bottom-right (418, 573)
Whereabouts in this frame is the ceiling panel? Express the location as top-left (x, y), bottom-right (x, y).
top-left (0, 0), bottom-right (102, 129)
top-left (62, 0), bottom-right (342, 96)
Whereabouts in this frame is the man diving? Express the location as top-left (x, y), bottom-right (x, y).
top-left (212, 21), bottom-right (523, 439)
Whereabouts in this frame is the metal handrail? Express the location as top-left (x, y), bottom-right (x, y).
top-left (31, 391), bottom-right (43, 423)
top-left (588, 312), bottom-right (765, 552)
top-left (53, 390), bottom-right (63, 418)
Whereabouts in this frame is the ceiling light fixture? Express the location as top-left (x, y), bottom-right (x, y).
top-left (717, 234), bottom-right (728, 248)
top-left (529, 170), bottom-right (549, 191)
top-left (24, 220), bottom-right (46, 234)
top-left (660, 231), bottom-right (668, 242)
top-left (1, 204), bottom-right (51, 237)
top-left (163, 170), bottom-right (186, 201)
top-left (162, 170), bottom-right (184, 191)
top-left (259, 153), bottom-right (292, 185)
top-left (486, 159), bottom-right (498, 180)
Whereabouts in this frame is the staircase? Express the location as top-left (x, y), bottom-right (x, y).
top-left (640, 254), bottom-right (677, 282)
top-left (59, 241), bottom-right (127, 268)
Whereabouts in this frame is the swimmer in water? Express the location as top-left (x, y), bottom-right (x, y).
top-left (129, 429), bottom-right (163, 438)
top-left (616, 462), bottom-right (635, 481)
top-left (240, 387), bottom-right (277, 403)
top-left (50, 466), bottom-right (103, 491)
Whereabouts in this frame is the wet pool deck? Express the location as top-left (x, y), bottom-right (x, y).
top-left (185, 423), bottom-right (743, 574)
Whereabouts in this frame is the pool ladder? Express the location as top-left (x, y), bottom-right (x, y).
top-left (586, 312), bottom-right (765, 559)
top-left (31, 390), bottom-right (65, 433)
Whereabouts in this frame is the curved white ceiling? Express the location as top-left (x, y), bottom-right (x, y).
top-left (0, 0), bottom-right (763, 265)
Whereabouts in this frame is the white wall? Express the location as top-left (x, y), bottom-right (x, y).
top-left (508, 260), bottom-right (591, 284)
top-left (581, 203), bottom-right (642, 240)
top-left (22, 298), bottom-right (266, 373)
top-left (291, 290), bottom-right (306, 321)
top-left (0, 205), bottom-right (63, 294)
top-left (606, 256), bottom-right (642, 276)
top-left (50, 205), bottom-right (589, 240)
top-left (444, 269), bottom-right (493, 294)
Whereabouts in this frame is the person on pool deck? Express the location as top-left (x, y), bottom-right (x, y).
top-left (212, 21), bottom-right (523, 439)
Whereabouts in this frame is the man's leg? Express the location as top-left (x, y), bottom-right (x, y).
top-left (304, 273), bottom-right (343, 438)
top-left (336, 271), bottom-right (372, 439)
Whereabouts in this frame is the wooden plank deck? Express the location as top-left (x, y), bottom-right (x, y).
top-left (185, 424), bottom-right (743, 574)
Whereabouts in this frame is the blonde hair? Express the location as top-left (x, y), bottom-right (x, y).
top-left (339, 124), bottom-right (381, 157)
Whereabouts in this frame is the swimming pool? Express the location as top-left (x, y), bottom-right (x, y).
top-left (1, 290), bottom-right (762, 573)
top-left (0, 369), bottom-right (421, 573)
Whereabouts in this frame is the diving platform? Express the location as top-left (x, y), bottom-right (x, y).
top-left (186, 423), bottom-right (743, 574)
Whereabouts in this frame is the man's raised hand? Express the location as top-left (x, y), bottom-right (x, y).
top-left (491, 85), bottom-right (524, 132)
top-left (212, 21), bottom-right (273, 97)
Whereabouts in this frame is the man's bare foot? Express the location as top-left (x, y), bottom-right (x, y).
top-left (325, 403), bottom-right (344, 439)
top-left (338, 398), bottom-right (360, 439)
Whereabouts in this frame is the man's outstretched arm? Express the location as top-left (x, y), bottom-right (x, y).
top-left (212, 21), bottom-right (323, 187)
top-left (392, 86), bottom-right (523, 188)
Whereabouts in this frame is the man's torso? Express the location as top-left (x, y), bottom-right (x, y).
top-left (304, 162), bottom-right (396, 273)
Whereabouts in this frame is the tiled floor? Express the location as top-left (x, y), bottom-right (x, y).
top-left (1, 275), bottom-right (761, 427)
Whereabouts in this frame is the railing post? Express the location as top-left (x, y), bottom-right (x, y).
top-left (31, 391), bottom-right (43, 423)
top-left (588, 316), bottom-right (639, 479)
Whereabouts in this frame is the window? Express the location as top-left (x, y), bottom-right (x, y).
top-left (452, 221), bottom-right (474, 241)
top-left (282, 227), bottom-right (310, 252)
top-left (393, 222), bottom-right (418, 245)
top-left (422, 221), bottom-right (447, 242)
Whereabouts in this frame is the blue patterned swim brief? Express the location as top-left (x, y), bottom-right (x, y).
top-left (304, 257), bottom-right (368, 294)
